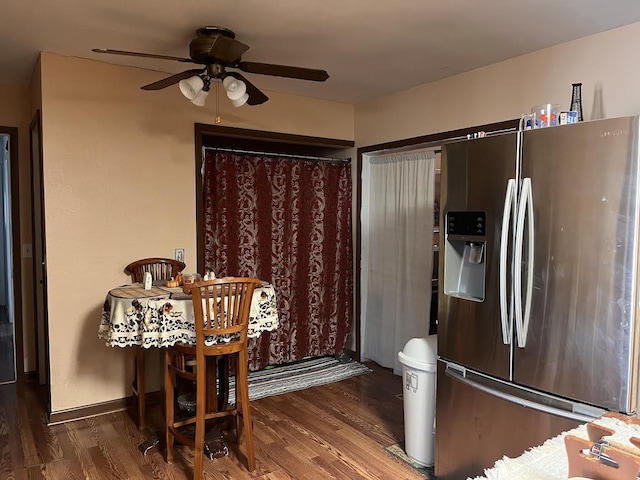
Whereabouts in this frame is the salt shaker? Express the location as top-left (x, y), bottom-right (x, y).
top-left (143, 272), bottom-right (153, 290)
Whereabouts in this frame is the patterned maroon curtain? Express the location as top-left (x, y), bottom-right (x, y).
top-left (203, 150), bottom-right (353, 370)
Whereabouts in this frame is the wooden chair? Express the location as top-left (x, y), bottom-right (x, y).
top-left (124, 257), bottom-right (186, 430)
top-left (165, 277), bottom-right (261, 478)
top-left (124, 257), bottom-right (186, 283)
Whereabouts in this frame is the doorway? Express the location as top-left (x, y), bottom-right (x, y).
top-left (360, 148), bottom-right (438, 374)
top-left (0, 127), bottom-right (23, 385)
top-left (0, 134), bottom-right (15, 383)
top-left (355, 119), bottom-right (520, 363)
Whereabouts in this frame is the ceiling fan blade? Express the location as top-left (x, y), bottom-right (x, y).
top-left (141, 69), bottom-right (205, 90)
top-left (92, 48), bottom-right (193, 63)
top-left (226, 72), bottom-right (269, 105)
top-left (237, 61), bottom-right (329, 82)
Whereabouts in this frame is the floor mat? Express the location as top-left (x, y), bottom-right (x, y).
top-left (228, 356), bottom-right (372, 404)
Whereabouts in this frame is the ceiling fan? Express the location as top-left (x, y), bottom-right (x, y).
top-left (93, 26), bottom-right (329, 106)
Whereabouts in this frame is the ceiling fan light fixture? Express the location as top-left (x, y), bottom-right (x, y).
top-left (221, 75), bottom-right (236, 90)
top-left (191, 89), bottom-right (210, 107)
top-left (231, 92), bottom-right (249, 108)
top-left (222, 76), bottom-right (247, 100)
top-left (179, 75), bottom-right (204, 100)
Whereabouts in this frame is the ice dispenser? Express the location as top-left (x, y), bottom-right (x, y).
top-left (443, 211), bottom-right (486, 302)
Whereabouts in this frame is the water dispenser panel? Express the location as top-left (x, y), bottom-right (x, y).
top-left (447, 211), bottom-right (486, 237)
top-left (444, 211), bottom-right (486, 302)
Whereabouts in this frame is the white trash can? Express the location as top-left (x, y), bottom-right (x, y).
top-left (397, 335), bottom-right (437, 466)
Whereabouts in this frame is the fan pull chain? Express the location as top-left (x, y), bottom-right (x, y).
top-left (215, 79), bottom-right (222, 124)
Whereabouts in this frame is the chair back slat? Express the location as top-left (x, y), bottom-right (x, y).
top-left (125, 257), bottom-right (186, 283)
top-left (186, 278), bottom-right (261, 346)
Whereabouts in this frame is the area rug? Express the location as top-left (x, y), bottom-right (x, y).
top-left (227, 356), bottom-right (371, 404)
top-left (385, 442), bottom-right (435, 479)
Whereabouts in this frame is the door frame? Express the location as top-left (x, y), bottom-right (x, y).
top-left (0, 126), bottom-right (24, 381)
top-left (29, 110), bottom-right (50, 408)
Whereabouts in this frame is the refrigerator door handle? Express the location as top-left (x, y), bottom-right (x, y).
top-left (445, 364), bottom-right (602, 423)
top-left (499, 178), bottom-right (516, 345)
top-left (514, 177), bottom-right (535, 348)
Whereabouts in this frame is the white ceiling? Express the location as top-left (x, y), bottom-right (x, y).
top-left (3, 0), bottom-right (640, 104)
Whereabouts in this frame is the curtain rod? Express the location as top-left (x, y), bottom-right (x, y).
top-left (203, 146), bottom-right (351, 163)
top-left (365, 126), bottom-right (515, 157)
top-left (368, 146), bottom-right (441, 159)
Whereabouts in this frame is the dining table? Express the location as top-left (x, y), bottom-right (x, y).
top-left (98, 280), bottom-right (279, 457)
top-left (98, 281), bottom-right (278, 348)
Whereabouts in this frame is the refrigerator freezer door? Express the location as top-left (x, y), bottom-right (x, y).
top-left (435, 361), bottom-right (581, 480)
top-left (515, 116), bottom-right (640, 413)
top-left (439, 133), bottom-right (517, 380)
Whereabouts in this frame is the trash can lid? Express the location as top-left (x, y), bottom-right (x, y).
top-left (397, 336), bottom-right (437, 371)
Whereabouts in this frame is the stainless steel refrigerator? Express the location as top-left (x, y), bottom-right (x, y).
top-left (435, 115), bottom-right (640, 479)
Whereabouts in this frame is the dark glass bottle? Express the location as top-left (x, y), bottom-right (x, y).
top-left (570, 83), bottom-right (584, 122)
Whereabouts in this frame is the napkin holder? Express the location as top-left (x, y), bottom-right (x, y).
top-left (565, 412), bottom-right (640, 479)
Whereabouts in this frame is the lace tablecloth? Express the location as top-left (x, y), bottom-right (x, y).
top-left (98, 283), bottom-right (279, 348)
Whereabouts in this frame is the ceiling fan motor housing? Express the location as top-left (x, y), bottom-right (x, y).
top-left (189, 27), bottom-right (245, 65)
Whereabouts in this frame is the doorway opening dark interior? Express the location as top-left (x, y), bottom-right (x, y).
top-left (0, 126), bottom-right (23, 385)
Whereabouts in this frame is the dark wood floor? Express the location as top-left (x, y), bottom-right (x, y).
top-left (1, 362), bottom-right (431, 479)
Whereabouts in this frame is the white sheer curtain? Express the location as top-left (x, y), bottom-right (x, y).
top-left (361, 150), bottom-right (436, 374)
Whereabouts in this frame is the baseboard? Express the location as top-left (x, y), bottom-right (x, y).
top-left (48, 390), bottom-right (162, 425)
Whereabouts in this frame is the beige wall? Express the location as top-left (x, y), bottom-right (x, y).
top-left (355, 21), bottom-right (640, 146)
top-left (0, 84), bottom-right (34, 372)
top-left (39, 53), bottom-right (353, 412)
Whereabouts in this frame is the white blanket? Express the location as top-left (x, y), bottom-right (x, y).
top-left (470, 416), bottom-right (640, 480)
